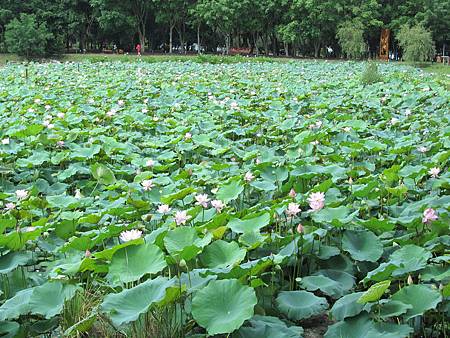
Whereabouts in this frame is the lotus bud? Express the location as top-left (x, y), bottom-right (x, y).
top-left (85, 250), bottom-right (91, 258)
top-left (407, 275), bottom-right (413, 285)
top-left (179, 259), bottom-right (187, 268)
top-left (42, 231), bottom-right (49, 238)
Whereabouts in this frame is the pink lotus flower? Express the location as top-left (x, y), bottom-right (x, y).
top-left (289, 188), bottom-right (297, 198)
top-left (4, 203), bottom-right (15, 210)
top-left (211, 199), bottom-right (225, 213)
top-left (308, 192), bottom-right (325, 211)
top-left (119, 229), bottom-right (142, 242)
top-left (244, 171), bottom-right (255, 182)
top-left (428, 167), bottom-right (440, 178)
top-left (195, 194), bottom-right (210, 208)
top-left (85, 250), bottom-right (91, 257)
top-left (146, 159), bottom-right (155, 167)
top-left (15, 189), bottom-right (28, 200)
top-left (142, 108), bottom-right (148, 113)
top-left (422, 208), bottom-right (438, 224)
top-left (1, 138), bottom-right (10, 145)
top-left (296, 223), bottom-right (304, 234)
top-left (157, 204), bottom-right (171, 214)
top-left (47, 123), bottom-right (55, 129)
top-left (57, 112), bottom-right (65, 119)
top-left (118, 100), bottom-right (125, 106)
top-left (141, 179), bottom-right (154, 191)
top-left (184, 132), bottom-right (192, 140)
top-left (286, 203), bottom-right (301, 217)
top-left (174, 210), bottom-right (191, 225)
top-left (57, 140), bottom-right (65, 147)
top-left (45, 105), bottom-right (51, 110)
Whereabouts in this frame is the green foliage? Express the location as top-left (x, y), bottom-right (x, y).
top-left (0, 60), bottom-right (449, 336)
top-left (4, 14), bottom-right (52, 59)
top-left (397, 24), bottom-right (436, 62)
top-left (361, 62), bottom-right (382, 85)
top-left (337, 21), bottom-right (367, 59)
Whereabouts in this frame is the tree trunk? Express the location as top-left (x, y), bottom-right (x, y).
top-left (197, 24), bottom-right (201, 54)
top-left (314, 40), bottom-right (321, 58)
top-left (284, 42), bottom-right (289, 57)
top-left (225, 33), bottom-right (231, 55)
top-left (138, 28), bottom-right (145, 53)
top-left (177, 27), bottom-right (184, 54)
top-left (169, 25), bottom-right (174, 53)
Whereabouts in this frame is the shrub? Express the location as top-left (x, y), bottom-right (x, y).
top-left (396, 24), bottom-right (435, 62)
top-left (4, 13), bottom-right (52, 59)
top-left (361, 62), bottom-right (382, 85)
top-left (337, 21), bottom-right (367, 59)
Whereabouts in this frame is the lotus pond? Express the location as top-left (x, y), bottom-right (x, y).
top-left (0, 60), bottom-right (449, 337)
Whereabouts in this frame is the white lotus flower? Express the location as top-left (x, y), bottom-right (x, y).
top-left (119, 229), bottom-right (142, 242)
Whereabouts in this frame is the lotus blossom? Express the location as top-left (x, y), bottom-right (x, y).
top-left (428, 167), bottom-right (440, 178)
top-left (343, 126), bottom-right (352, 132)
top-left (146, 159), bottom-right (155, 167)
top-left (47, 123), bottom-right (55, 129)
top-left (195, 194), bottom-right (210, 208)
top-left (174, 210), bottom-right (191, 225)
top-left (390, 117), bottom-right (399, 125)
top-left (57, 140), bottom-right (65, 147)
top-left (422, 208), bottom-right (438, 224)
top-left (289, 188), bottom-right (297, 198)
top-left (184, 132), bottom-right (192, 140)
top-left (286, 203), bottom-right (301, 217)
top-left (118, 100), bottom-right (125, 106)
top-left (142, 108), bottom-right (148, 113)
top-left (141, 179), bottom-right (154, 191)
top-left (404, 109), bottom-right (412, 116)
top-left (34, 98), bottom-right (41, 104)
top-left (57, 112), bottom-right (65, 119)
top-left (308, 192), bottom-right (325, 211)
top-left (157, 204), bottom-right (171, 214)
top-left (417, 146), bottom-right (428, 153)
top-left (15, 189), bottom-right (28, 200)
top-left (310, 140), bottom-right (319, 146)
top-left (244, 171), bottom-right (255, 182)
top-left (119, 229), bottom-right (142, 242)
top-left (45, 104), bottom-right (51, 110)
top-left (43, 120), bottom-right (51, 127)
top-left (296, 223), bottom-right (304, 234)
top-left (106, 109), bottom-right (116, 117)
top-left (1, 138), bottom-right (10, 145)
top-left (85, 250), bottom-right (91, 257)
top-left (211, 199), bottom-right (225, 213)
top-left (4, 203), bottom-right (16, 210)
top-left (74, 189), bottom-right (82, 199)
top-left (27, 108), bottom-right (35, 113)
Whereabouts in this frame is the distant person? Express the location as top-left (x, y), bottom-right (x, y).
top-left (136, 43), bottom-right (141, 56)
top-left (113, 44), bottom-right (117, 54)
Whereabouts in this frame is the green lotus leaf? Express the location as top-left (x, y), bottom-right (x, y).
top-left (276, 291), bottom-right (328, 320)
top-left (200, 240), bottom-right (246, 269)
top-left (342, 230), bottom-right (383, 262)
top-left (330, 292), bottom-right (366, 321)
top-left (0, 251), bottom-right (32, 274)
top-left (391, 284), bottom-right (442, 320)
top-left (101, 276), bottom-right (175, 327)
top-left (235, 315), bottom-right (303, 338)
top-left (192, 279), bottom-right (257, 335)
top-left (325, 313), bottom-right (412, 338)
top-left (107, 242), bottom-right (167, 285)
top-left (91, 163), bottom-right (116, 185)
top-left (357, 280), bottom-right (391, 304)
top-left (227, 213), bottom-right (270, 234)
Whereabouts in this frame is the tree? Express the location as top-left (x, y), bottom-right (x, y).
top-left (337, 21), bottom-right (367, 59)
top-left (4, 13), bottom-right (52, 59)
top-left (195, 0), bottom-right (240, 54)
top-left (154, 0), bottom-right (190, 53)
top-left (91, 0), bottom-right (151, 52)
top-left (396, 24), bottom-right (435, 61)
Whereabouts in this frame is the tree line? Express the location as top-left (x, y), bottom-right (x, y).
top-left (0, 0), bottom-right (448, 59)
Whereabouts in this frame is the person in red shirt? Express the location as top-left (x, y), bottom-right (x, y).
top-left (136, 43), bottom-right (141, 56)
